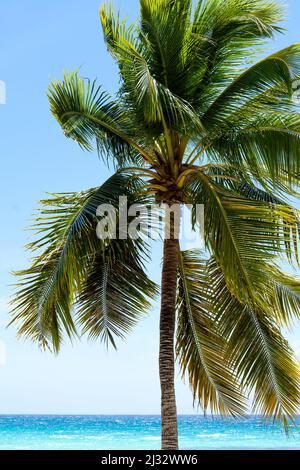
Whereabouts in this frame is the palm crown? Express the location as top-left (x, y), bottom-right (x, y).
top-left (11, 0), bottom-right (300, 449)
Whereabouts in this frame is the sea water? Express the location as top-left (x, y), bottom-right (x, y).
top-left (0, 415), bottom-right (299, 450)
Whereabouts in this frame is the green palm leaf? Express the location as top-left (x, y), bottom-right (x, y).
top-left (208, 258), bottom-right (300, 428)
top-left (187, 171), bottom-right (300, 303)
top-left (209, 113), bottom-right (300, 187)
top-left (177, 250), bottom-right (246, 416)
top-left (203, 44), bottom-right (300, 127)
top-left (101, 2), bottom-right (202, 134)
top-left (190, 0), bottom-right (285, 112)
top-left (77, 240), bottom-right (157, 348)
top-left (263, 264), bottom-right (300, 326)
top-left (48, 71), bottom-right (153, 166)
top-left (10, 173), bottom-right (156, 351)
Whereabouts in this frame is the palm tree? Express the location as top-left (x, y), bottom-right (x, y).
top-left (11, 0), bottom-right (300, 450)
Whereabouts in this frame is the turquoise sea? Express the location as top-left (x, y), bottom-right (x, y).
top-left (0, 415), bottom-right (299, 450)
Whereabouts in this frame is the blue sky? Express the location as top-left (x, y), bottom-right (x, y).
top-left (0, 0), bottom-right (300, 415)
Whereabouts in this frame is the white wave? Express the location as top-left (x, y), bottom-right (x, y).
top-left (85, 435), bottom-right (107, 441)
top-left (197, 433), bottom-right (223, 438)
top-left (141, 436), bottom-right (161, 441)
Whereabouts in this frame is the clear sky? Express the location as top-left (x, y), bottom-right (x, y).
top-left (0, 0), bottom-right (300, 415)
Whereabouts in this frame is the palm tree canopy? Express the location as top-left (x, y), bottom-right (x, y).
top-left (11, 0), bottom-right (300, 428)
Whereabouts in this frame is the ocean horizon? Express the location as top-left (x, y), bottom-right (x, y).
top-left (0, 415), bottom-right (299, 450)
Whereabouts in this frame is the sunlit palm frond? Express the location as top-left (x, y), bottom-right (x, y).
top-left (190, 0), bottom-right (286, 111)
top-left (202, 43), bottom-right (300, 126)
top-left (176, 250), bottom-right (246, 416)
top-left (139, 0), bottom-right (193, 90)
top-left (194, 0), bottom-right (284, 36)
top-left (48, 71), bottom-right (152, 166)
top-left (209, 112), bottom-right (300, 188)
top-left (187, 172), bottom-right (300, 303)
top-left (261, 263), bottom-right (300, 327)
top-left (208, 258), bottom-right (300, 429)
top-left (10, 173), bottom-right (155, 351)
top-left (77, 239), bottom-right (157, 348)
top-left (199, 163), bottom-right (296, 203)
top-left (101, 3), bottom-right (202, 135)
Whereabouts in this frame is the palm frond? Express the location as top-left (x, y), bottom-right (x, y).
top-left (189, 0), bottom-right (286, 112)
top-left (208, 258), bottom-right (300, 429)
top-left (77, 239), bottom-right (157, 348)
top-left (10, 173), bottom-right (156, 351)
top-left (238, 181), bottom-right (285, 204)
top-left (202, 43), bottom-right (300, 127)
top-left (48, 71), bottom-right (153, 166)
top-left (187, 172), bottom-right (300, 303)
top-left (263, 263), bottom-right (300, 327)
top-left (177, 250), bottom-right (246, 416)
top-left (209, 113), bottom-right (300, 188)
top-left (139, 0), bottom-right (193, 90)
top-left (100, 3), bottom-right (202, 134)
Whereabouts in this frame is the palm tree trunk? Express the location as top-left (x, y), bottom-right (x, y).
top-left (159, 206), bottom-right (180, 450)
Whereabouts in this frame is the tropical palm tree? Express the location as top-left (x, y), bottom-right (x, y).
top-left (11, 0), bottom-right (300, 450)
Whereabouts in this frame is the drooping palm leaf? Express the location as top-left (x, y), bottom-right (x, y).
top-left (190, 0), bottom-right (286, 112)
top-left (202, 44), bottom-right (300, 127)
top-left (10, 173), bottom-right (156, 351)
top-left (207, 258), bottom-right (300, 428)
top-left (262, 263), bottom-right (300, 327)
top-left (209, 113), bottom-right (300, 188)
top-left (77, 239), bottom-right (157, 348)
top-left (177, 250), bottom-right (246, 416)
top-left (187, 171), bottom-right (300, 304)
top-left (48, 71), bottom-right (154, 166)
